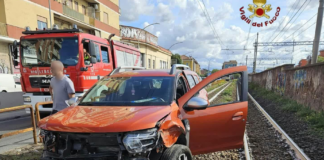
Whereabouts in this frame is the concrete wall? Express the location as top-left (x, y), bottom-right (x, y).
top-left (250, 63), bottom-right (324, 112)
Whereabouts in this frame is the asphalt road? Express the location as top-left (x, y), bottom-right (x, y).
top-left (0, 92), bottom-right (28, 121)
top-left (0, 116), bottom-right (35, 154)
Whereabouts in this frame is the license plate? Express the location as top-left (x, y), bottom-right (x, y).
top-left (45, 97), bottom-right (52, 102)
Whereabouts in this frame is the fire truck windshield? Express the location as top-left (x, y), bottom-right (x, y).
top-left (20, 37), bottom-right (79, 67)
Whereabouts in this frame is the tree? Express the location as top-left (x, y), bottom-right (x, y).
top-left (211, 69), bottom-right (219, 74)
top-left (317, 56), bottom-right (324, 63)
top-left (171, 54), bottom-right (182, 64)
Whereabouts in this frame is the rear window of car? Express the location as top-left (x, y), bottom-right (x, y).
top-left (79, 76), bottom-right (174, 106)
top-left (186, 75), bottom-right (196, 88)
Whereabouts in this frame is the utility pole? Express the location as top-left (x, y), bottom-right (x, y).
top-left (312, 0), bottom-right (324, 64)
top-left (253, 32), bottom-right (259, 73)
top-left (48, 0), bottom-right (52, 28)
top-left (246, 55), bottom-right (248, 66)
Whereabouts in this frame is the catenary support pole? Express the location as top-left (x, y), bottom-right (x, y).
top-left (311, 0), bottom-right (324, 64)
top-left (253, 33), bottom-right (259, 73)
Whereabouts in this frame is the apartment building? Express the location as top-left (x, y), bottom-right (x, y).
top-left (222, 60), bottom-right (237, 69)
top-left (120, 25), bottom-right (172, 69)
top-left (0, 0), bottom-right (120, 74)
top-left (180, 55), bottom-right (201, 75)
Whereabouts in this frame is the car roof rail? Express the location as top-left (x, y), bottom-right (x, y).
top-left (109, 66), bottom-right (146, 76)
top-left (169, 64), bottom-right (190, 75)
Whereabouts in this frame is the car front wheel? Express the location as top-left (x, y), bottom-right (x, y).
top-left (160, 144), bottom-right (192, 160)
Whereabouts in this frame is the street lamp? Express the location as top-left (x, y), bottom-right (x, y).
top-left (136, 23), bottom-right (159, 68)
top-left (168, 42), bottom-right (183, 50)
top-left (136, 23), bottom-right (160, 48)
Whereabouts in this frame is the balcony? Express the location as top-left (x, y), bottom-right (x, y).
top-left (63, 5), bottom-right (84, 22)
top-left (0, 22), bottom-right (8, 37)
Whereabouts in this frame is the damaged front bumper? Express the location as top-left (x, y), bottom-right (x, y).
top-left (39, 129), bottom-right (160, 160)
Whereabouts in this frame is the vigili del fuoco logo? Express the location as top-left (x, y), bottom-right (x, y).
top-left (240, 0), bottom-right (280, 27)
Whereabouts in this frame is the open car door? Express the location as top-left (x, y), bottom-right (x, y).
top-left (178, 66), bottom-right (248, 155)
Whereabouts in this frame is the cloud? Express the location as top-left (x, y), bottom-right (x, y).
top-left (120, 0), bottom-right (154, 22)
top-left (120, 0), bottom-right (319, 72)
top-left (155, 3), bottom-right (174, 22)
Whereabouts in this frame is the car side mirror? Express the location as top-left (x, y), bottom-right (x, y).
top-left (90, 57), bottom-right (97, 64)
top-left (184, 97), bottom-right (208, 111)
top-left (13, 60), bottom-right (19, 67)
top-left (89, 41), bottom-right (96, 57)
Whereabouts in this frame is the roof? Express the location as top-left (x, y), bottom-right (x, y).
top-left (158, 46), bottom-right (172, 54)
top-left (223, 60), bottom-right (238, 64)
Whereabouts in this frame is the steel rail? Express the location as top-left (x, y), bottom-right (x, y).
top-left (243, 133), bottom-right (251, 160)
top-left (248, 93), bottom-right (310, 160)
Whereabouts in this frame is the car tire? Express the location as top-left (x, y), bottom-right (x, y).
top-left (1, 90), bottom-right (7, 92)
top-left (160, 144), bottom-right (192, 160)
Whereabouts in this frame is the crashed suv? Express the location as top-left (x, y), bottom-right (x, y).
top-left (38, 65), bottom-right (248, 159)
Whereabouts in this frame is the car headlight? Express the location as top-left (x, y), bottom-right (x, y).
top-left (23, 96), bottom-right (31, 102)
top-left (123, 128), bottom-right (158, 153)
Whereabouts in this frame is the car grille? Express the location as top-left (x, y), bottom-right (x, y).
top-left (43, 132), bottom-right (122, 158)
top-left (42, 104), bottom-right (53, 108)
top-left (29, 77), bottom-right (51, 88)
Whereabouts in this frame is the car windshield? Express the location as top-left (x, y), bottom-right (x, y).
top-left (79, 76), bottom-right (174, 106)
top-left (20, 37), bottom-right (79, 67)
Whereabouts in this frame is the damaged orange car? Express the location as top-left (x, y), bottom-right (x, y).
top-left (38, 64), bottom-right (248, 160)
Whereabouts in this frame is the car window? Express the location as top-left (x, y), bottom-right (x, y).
top-left (176, 76), bottom-right (187, 100)
top-left (80, 76), bottom-right (174, 106)
top-left (193, 75), bottom-right (199, 84)
top-left (186, 74), bottom-right (196, 88)
top-left (202, 73), bottom-right (242, 107)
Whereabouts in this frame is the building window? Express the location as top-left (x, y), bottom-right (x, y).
top-left (160, 60), bottom-right (162, 69)
top-left (37, 15), bottom-right (47, 29)
top-left (103, 12), bottom-right (109, 24)
top-left (74, 1), bottom-right (78, 11)
top-left (186, 63), bottom-right (188, 66)
top-left (82, 5), bottom-right (86, 15)
top-left (148, 59), bottom-right (151, 68)
top-left (153, 60), bottom-right (155, 69)
top-left (167, 62), bottom-right (168, 68)
top-left (66, 0), bottom-right (72, 8)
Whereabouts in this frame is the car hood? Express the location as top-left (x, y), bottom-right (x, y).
top-left (38, 105), bottom-right (171, 133)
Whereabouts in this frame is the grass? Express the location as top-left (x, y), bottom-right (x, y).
top-left (249, 82), bottom-right (324, 133)
top-left (218, 80), bottom-right (237, 104)
top-left (206, 79), bottom-right (227, 92)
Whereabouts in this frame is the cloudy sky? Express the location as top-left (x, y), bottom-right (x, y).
top-left (120, 0), bottom-right (321, 73)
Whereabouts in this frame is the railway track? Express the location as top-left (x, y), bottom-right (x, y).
top-left (245, 93), bottom-right (310, 160)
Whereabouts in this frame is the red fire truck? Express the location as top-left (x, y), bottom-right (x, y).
top-left (11, 25), bottom-right (141, 115)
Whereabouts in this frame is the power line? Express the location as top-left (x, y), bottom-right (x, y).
top-left (290, 22), bottom-right (316, 40)
top-left (281, 13), bottom-right (317, 42)
top-left (277, 0), bottom-right (311, 41)
top-left (195, 0), bottom-right (224, 47)
top-left (268, 0), bottom-right (301, 41)
top-left (271, 0), bottom-right (308, 42)
top-left (245, 17), bottom-right (254, 49)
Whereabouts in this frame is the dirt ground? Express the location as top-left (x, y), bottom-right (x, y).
top-left (0, 144), bottom-right (43, 160)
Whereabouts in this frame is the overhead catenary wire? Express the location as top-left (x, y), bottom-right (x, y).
top-left (195, 0), bottom-right (224, 47)
top-left (277, 0), bottom-right (311, 41)
top-left (268, 0), bottom-right (301, 41)
top-left (271, 0), bottom-right (308, 42)
top-left (282, 13), bottom-right (317, 42)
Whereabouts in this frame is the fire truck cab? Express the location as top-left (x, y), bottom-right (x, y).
top-left (11, 25), bottom-right (141, 115)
